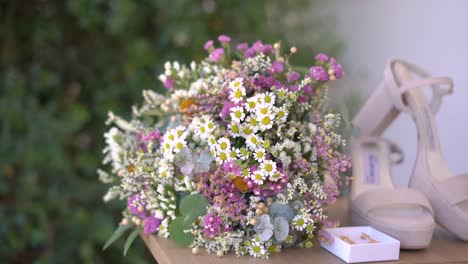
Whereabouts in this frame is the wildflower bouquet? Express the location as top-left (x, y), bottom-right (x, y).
top-left (99, 35), bottom-right (351, 258)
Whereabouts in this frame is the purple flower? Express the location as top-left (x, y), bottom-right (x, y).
top-left (332, 63), bottom-right (344, 79)
top-left (202, 213), bottom-right (223, 238)
top-left (262, 44), bottom-right (274, 54)
top-left (309, 66), bottom-right (329, 81)
top-left (298, 95), bottom-right (309, 103)
top-left (204, 40), bottom-right (214, 51)
top-left (244, 48), bottom-right (256, 58)
top-left (208, 48), bottom-right (224, 62)
top-left (315, 53), bottom-right (329, 62)
top-left (236, 42), bottom-right (249, 52)
top-left (144, 215), bottom-right (162, 235)
top-left (218, 34), bottom-right (231, 44)
top-left (289, 85), bottom-right (299, 92)
top-left (288, 71), bottom-right (300, 82)
top-left (271, 61), bottom-right (284, 73)
top-left (127, 194), bottom-right (147, 218)
top-left (222, 161), bottom-right (242, 177)
top-left (252, 40), bottom-right (264, 53)
top-left (163, 77), bottom-right (174, 90)
top-left (303, 84), bottom-right (314, 95)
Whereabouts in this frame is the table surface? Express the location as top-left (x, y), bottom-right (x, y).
top-left (141, 198), bottom-right (468, 264)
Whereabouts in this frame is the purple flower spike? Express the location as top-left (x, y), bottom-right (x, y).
top-left (204, 40), bottom-right (214, 51)
top-left (218, 34), bottom-right (231, 44)
top-left (309, 66), bottom-right (329, 81)
top-left (208, 48), bottom-right (225, 62)
top-left (262, 44), bottom-right (274, 54)
top-left (288, 71), bottom-right (300, 82)
top-left (244, 48), bottom-right (256, 58)
top-left (315, 53), bottom-right (329, 62)
top-left (236, 42), bottom-right (249, 52)
top-left (332, 63), bottom-right (344, 78)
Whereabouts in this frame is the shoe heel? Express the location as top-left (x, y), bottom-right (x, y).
top-left (352, 80), bottom-right (399, 137)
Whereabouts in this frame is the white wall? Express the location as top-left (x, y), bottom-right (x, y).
top-left (326, 0), bottom-right (468, 185)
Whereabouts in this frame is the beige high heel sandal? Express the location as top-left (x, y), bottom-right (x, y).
top-left (354, 59), bottom-right (468, 241)
top-left (350, 137), bottom-right (435, 249)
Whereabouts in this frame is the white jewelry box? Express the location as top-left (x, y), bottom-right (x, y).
top-left (320, 226), bottom-right (400, 263)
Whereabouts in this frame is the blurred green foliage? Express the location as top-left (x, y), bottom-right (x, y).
top-left (0, 0), bottom-right (340, 263)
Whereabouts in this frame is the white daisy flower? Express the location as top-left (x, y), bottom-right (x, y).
top-left (245, 115), bottom-right (259, 132)
top-left (274, 107), bottom-right (288, 124)
top-left (260, 160), bottom-right (277, 177)
top-left (216, 137), bottom-right (231, 152)
top-left (253, 148), bottom-right (267, 162)
top-left (245, 97), bottom-right (258, 112)
top-left (240, 124), bottom-right (254, 138)
top-left (269, 171), bottom-right (282, 182)
top-left (216, 150), bottom-right (230, 164)
top-left (228, 123), bottom-right (241, 137)
top-left (230, 106), bottom-right (246, 123)
top-left (249, 241), bottom-right (266, 257)
top-left (237, 148), bottom-right (250, 160)
top-left (255, 103), bottom-right (273, 116)
top-left (257, 113), bottom-right (275, 131)
top-left (250, 170), bottom-right (266, 185)
top-left (245, 134), bottom-right (262, 150)
top-left (229, 78), bottom-right (246, 103)
top-left (292, 214), bottom-right (309, 231)
top-left (173, 139), bottom-right (187, 152)
top-left (259, 92), bottom-right (276, 105)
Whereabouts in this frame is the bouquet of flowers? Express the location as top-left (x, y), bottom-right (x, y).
top-left (99, 35), bottom-right (351, 258)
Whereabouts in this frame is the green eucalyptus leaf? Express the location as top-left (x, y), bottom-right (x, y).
top-left (179, 193), bottom-right (208, 221)
top-left (169, 217), bottom-right (194, 246)
top-left (103, 223), bottom-right (133, 250)
top-left (123, 228), bottom-right (140, 256)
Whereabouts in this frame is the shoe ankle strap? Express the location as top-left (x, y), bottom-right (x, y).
top-left (384, 59), bottom-right (454, 115)
top-left (356, 136), bottom-right (404, 164)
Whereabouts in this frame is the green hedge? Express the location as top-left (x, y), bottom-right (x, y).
top-left (0, 1), bottom-right (339, 263)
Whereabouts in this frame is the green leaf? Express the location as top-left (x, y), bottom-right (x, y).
top-left (123, 229), bottom-right (140, 256)
top-left (169, 217), bottom-right (194, 247)
top-left (179, 193), bottom-right (208, 222)
top-left (103, 223), bottom-right (133, 250)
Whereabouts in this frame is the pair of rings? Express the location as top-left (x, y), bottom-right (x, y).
top-left (339, 233), bottom-right (379, 244)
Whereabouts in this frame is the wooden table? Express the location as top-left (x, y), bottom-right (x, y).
top-left (141, 199), bottom-right (468, 264)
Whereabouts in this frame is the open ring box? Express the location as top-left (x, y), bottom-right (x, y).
top-left (320, 226), bottom-right (400, 263)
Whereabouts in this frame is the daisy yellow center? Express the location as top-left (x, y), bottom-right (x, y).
top-left (219, 152), bottom-right (227, 160)
top-left (261, 116), bottom-right (271, 125)
top-left (278, 111), bottom-right (285, 118)
top-left (278, 90), bottom-right (286, 99)
top-left (234, 90), bottom-right (242, 98)
top-left (200, 126), bottom-right (206, 133)
top-left (250, 136), bottom-right (258, 144)
top-left (265, 163), bottom-right (273, 172)
top-left (176, 142), bottom-right (183, 149)
top-left (210, 138), bottom-right (216, 144)
top-left (233, 81), bottom-right (241, 88)
top-left (264, 95), bottom-right (272, 103)
top-left (297, 218), bottom-right (305, 226)
top-left (234, 110), bottom-right (242, 118)
top-left (253, 246), bottom-right (261, 254)
top-left (161, 171), bottom-right (167, 177)
top-left (257, 152), bottom-right (264, 158)
top-left (208, 123), bottom-right (214, 129)
top-left (231, 125), bottom-right (239, 133)
top-left (177, 130), bottom-right (183, 137)
top-left (168, 134), bottom-right (175, 141)
top-left (260, 108), bottom-right (268, 115)
top-left (264, 140), bottom-right (271, 148)
top-left (220, 142), bottom-right (228, 150)
top-left (250, 118), bottom-right (258, 126)
top-left (230, 151), bottom-right (237, 158)
top-left (249, 101), bottom-right (256, 109)
top-left (243, 127), bottom-right (252, 135)
top-left (255, 174), bottom-right (263, 180)
top-left (165, 143), bottom-right (171, 149)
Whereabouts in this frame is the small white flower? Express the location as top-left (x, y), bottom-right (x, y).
top-left (260, 160), bottom-right (277, 177)
top-left (229, 78), bottom-right (246, 103)
top-left (253, 148), bottom-right (267, 162)
top-left (237, 148), bottom-right (250, 160)
top-left (250, 170), bottom-right (266, 185)
top-left (292, 214), bottom-right (309, 231)
top-left (245, 115), bottom-right (259, 132)
top-left (249, 241), bottom-right (266, 257)
top-left (269, 171), bottom-right (282, 182)
top-left (230, 106), bottom-right (246, 123)
top-left (245, 134), bottom-right (262, 150)
top-left (216, 137), bottom-right (231, 152)
top-left (257, 113), bottom-right (275, 131)
top-left (228, 122), bottom-right (241, 137)
top-left (274, 107), bottom-right (288, 123)
top-left (215, 150), bottom-right (230, 164)
top-left (245, 97), bottom-right (258, 112)
top-left (259, 92), bottom-right (275, 105)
